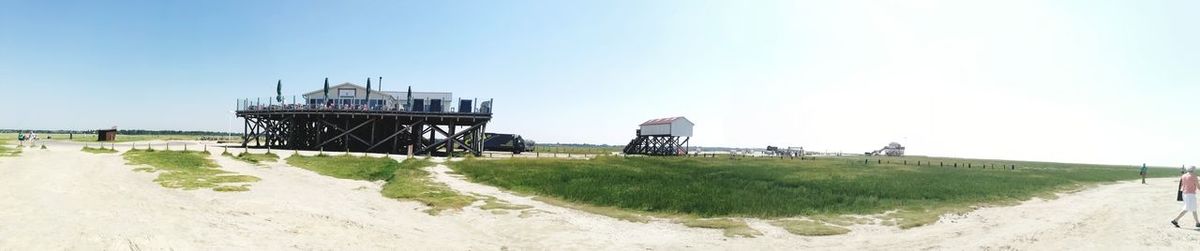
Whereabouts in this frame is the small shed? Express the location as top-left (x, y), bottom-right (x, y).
top-left (97, 129), bottom-right (118, 142)
top-left (638, 117), bottom-right (693, 137)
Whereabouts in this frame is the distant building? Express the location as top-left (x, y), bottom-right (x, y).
top-left (301, 83), bottom-right (454, 112)
top-left (624, 116), bottom-right (693, 156)
top-left (97, 128), bottom-right (117, 141)
top-left (638, 117), bottom-right (694, 137)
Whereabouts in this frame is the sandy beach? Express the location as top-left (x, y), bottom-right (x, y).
top-left (0, 141), bottom-right (1195, 250)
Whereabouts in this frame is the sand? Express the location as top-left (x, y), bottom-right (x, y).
top-left (0, 141), bottom-right (1196, 250)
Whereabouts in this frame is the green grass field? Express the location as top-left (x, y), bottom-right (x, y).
top-left (285, 155), bottom-right (474, 214)
top-left (0, 134), bottom-right (22, 156)
top-left (450, 156), bottom-right (1176, 230)
top-left (533, 144), bottom-right (622, 155)
top-left (66, 134), bottom-right (211, 142)
top-left (123, 149), bottom-right (259, 191)
top-left (0, 147), bottom-right (17, 157)
top-left (1, 133), bottom-right (235, 143)
top-left (285, 154), bottom-right (401, 181)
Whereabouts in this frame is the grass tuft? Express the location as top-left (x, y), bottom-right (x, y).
top-left (230, 152), bottom-right (279, 165)
top-left (123, 149), bottom-right (259, 191)
top-left (532, 196), bottom-right (652, 223)
top-left (286, 154), bottom-right (399, 180)
top-left (214, 185), bottom-right (251, 192)
top-left (808, 215), bottom-right (873, 227)
top-left (381, 158), bottom-right (476, 215)
top-left (770, 219), bottom-right (851, 236)
top-left (476, 195), bottom-right (534, 211)
top-left (518, 209), bottom-right (550, 218)
top-left (676, 218), bottom-right (762, 238)
top-left (0, 145), bottom-right (19, 157)
top-left (285, 155), bottom-right (475, 215)
top-left (82, 146), bottom-right (118, 154)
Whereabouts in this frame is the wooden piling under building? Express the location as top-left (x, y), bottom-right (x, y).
top-left (236, 109), bottom-right (491, 156)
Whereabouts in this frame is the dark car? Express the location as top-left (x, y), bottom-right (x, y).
top-left (484, 133), bottom-right (535, 154)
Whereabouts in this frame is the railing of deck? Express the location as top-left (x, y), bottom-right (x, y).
top-left (235, 96), bottom-right (493, 114)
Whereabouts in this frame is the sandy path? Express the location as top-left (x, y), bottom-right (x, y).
top-left (807, 177), bottom-right (1200, 250)
top-left (0, 141), bottom-right (1195, 250)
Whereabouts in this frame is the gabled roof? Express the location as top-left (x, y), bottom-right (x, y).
top-left (300, 82), bottom-right (451, 100)
top-left (301, 83), bottom-right (401, 101)
top-left (302, 82), bottom-right (364, 97)
top-left (640, 117), bottom-right (691, 126)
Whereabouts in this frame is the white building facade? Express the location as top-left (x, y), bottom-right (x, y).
top-left (638, 117), bottom-right (693, 137)
top-left (302, 83), bottom-right (455, 112)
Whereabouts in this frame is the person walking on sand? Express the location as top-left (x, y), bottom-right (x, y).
top-left (1172, 166), bottom-right (1200, 228)
top-left (1141, 164), bottom-right (1149, 184)
top-left (17, 132), bottom-right (25, 147)
top-left (1179, 166), bottom-right (1186, 202)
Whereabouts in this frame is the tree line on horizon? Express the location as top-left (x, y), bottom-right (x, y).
top-left (0, 129), bottom-right (231, 136)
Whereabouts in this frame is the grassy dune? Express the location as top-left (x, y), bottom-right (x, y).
top-left (380, 158), bottom-right (476, 214)
top-left (81, 146), bottom-right (118, 154)
top-left (225, 152), bottom-right (279, 165)
top-left (123, 149), bottom-right (259, 191)
top-left (0, 144), bottom-right (19, 157)
top-left (450, 156), bottom-right (1176, 231)
top-left (0, 136), bottom-right (19, 157)
top-left (285, 154), bottom-right (400, 180)
top-left (286, 155), bottom-right (474, 214)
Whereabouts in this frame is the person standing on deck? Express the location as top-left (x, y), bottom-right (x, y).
top-left (1141, 164), bottom-right (1149, 184)
top-left (1171, 166), bottom-right (1200, 228)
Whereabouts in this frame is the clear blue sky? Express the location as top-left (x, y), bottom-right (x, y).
top-left (1, 1), bottom-right (1197, 166)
